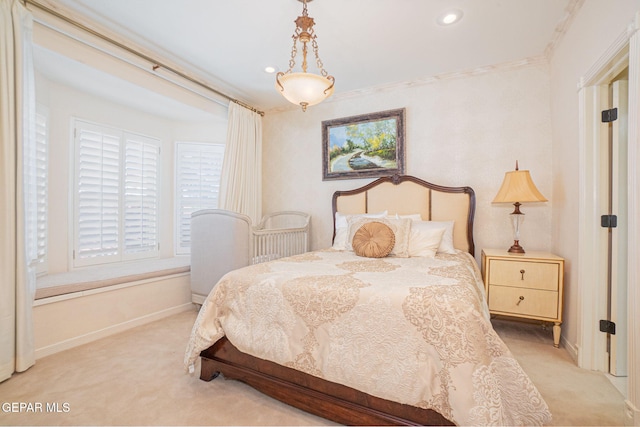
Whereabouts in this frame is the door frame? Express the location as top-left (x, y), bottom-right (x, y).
top-left (610, 79), bottom-right (629, 377)
top-left (577, 15), bottom-right (639, 423)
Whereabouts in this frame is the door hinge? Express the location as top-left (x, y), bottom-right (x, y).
top-left (601, 214), bottom-right (618, 228)
top-left (602, 108), bottom-right (618, 123)
top-left (599, 319), bottom-right (616, 335)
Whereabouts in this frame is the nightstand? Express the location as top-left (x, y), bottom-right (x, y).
top-left (481, 248), bottom-right (565, 347)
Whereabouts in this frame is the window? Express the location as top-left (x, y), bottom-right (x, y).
top-left (34, 107), bottom-right (49, 273)
top-left (175, 142), bottom-right (225, 254)
top-left (73, 120), bottom-right (160, 267)
top-left (25, 105), bottom-right (49, 274)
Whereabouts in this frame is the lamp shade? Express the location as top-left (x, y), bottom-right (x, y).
top-left (492, 170), bottom-right (547, 203)
top-left (276, 72), bottom-right (335, 109)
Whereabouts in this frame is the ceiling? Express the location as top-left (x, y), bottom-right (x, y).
top-left (37, 0), bottom-right (576, 114)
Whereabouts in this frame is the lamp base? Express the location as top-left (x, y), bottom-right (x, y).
top-left (508, 240), bottom-right (525, 254)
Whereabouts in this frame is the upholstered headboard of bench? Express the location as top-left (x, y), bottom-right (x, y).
top-left (332, 175), bottom-right (476, 255)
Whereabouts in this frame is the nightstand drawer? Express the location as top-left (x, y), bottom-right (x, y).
top-left (488, 286), bottom-right (559, 319)
top-left (488, 259), bottom-right (559, 291)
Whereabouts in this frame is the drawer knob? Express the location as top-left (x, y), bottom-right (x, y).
top-left (520, 269), bottom-right (525, 280)
top-left (517, 295), bottom-right (525, 306)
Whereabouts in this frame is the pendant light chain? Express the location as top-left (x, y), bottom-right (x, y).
top-left (275, 0), bottom-right (335, 111)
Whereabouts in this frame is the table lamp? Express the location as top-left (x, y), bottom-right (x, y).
top-left (492, 161), bottom-right (547, 253)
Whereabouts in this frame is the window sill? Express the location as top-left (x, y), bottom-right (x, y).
top-left (35, 257), bottom-right (191, 301)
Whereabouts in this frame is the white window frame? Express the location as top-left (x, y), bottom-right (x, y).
top-left (72, 119), bottom-right (160, 267)
top-left (174, 141), bottom-right (225, 255)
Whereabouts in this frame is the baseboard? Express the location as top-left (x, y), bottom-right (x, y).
top-left (562, 335), bottom-right (579, 363)
top-left (35, 303), bottom-right (194, 359)
top-left (192, 293), bottom-right (206, 305)
top-left (624, 400), bottom-right (639, 426)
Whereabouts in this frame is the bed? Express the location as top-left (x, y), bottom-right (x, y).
top-left (184, 175), bottom-right (551, 426)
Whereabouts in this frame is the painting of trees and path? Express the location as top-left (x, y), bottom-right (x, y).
top-left (322, 108), bottom-right (405, 180)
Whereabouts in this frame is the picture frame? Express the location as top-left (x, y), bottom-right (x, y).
top-left (322, 108), bottom-right (405, 180)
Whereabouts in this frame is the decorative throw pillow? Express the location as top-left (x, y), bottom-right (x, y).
top-left (347, 217), bottom-right (412, 258)
top-left (332, 211), bottom-right (387, 250)
top-left (351, 221), bottom-right (396, 258)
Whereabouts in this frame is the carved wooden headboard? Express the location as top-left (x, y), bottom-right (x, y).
top-left (332, 175), bottom-right (476, 255)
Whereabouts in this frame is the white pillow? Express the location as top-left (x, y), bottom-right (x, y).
top-left (411, 221), bottom-right (456, 254)
top-left (408, 226), bottom-right (446, 258)
top-left (387, 213), bottom-right (423, 221)
top-left (333, 211), bottom-right (387, 250)
top-left (346, 216), bottom-right (412, 258)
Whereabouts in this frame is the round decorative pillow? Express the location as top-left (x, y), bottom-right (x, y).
top-left (351, 221), bottom-right (396, 258)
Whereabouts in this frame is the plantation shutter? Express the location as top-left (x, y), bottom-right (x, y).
top-left (74, 120), bottom-right (162, 266)
top-left (34, 107), bottom-right (48, 272)
top-left (124, 133), bottom-right (159, 256)
top-left (175, 142), bottom-right (225, 254)
top-left (75, 122), bottom-right (121, 264)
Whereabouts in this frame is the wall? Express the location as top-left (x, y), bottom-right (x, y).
top-left (549, 0), bottom-right (640, 355)
top-left (33, 273), bottom-right (192, 359)
top-left (263, 62), bottom-right (554, 265)
top-left (548, 1), bottom-right (640, 423)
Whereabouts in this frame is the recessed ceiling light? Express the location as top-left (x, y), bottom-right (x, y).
top-left (437, 9), bottom-right (463, 26)
top-left (264, 66), bottom-right (278, 74)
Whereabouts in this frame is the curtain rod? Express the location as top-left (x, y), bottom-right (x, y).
top-left (22, 0), bottom-right (265, 116)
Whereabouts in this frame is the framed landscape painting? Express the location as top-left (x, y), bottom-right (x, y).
top-left (322, 108), bottom-right (405, 180)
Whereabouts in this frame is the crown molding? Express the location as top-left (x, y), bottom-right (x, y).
top-left (544, 0), bottom-right (585, 60)
top-left (266, 56), bottom-right (549, 114)
top-left (267, 0), bottom-right (585, 115)
top-left (337, 56), bottom-right (548, 100)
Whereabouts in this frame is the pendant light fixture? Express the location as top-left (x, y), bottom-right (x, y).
top-left (276, 0), bottom-right (335, 112)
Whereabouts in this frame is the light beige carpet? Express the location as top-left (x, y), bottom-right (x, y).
top-left (0, 308), bottom-right (626, 426)
top-left (490, 317), bottom-right (626, 426)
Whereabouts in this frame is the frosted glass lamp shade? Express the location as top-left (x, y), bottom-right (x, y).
top-left (276, 72), bottom-right (335, 111)
top-left (275, 1), bottom-right (334, 112)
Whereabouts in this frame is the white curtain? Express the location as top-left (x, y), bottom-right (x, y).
top-left (0, 0), bottom-right (37, 382)
top-left (219, 101), bottom-right (263, 224)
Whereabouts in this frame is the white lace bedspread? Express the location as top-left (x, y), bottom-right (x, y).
top-left (184, 249), bottom-right (551, 426)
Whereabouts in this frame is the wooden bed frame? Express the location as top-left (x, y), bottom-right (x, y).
top-left (199, 175), bottom-right (475, 426)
